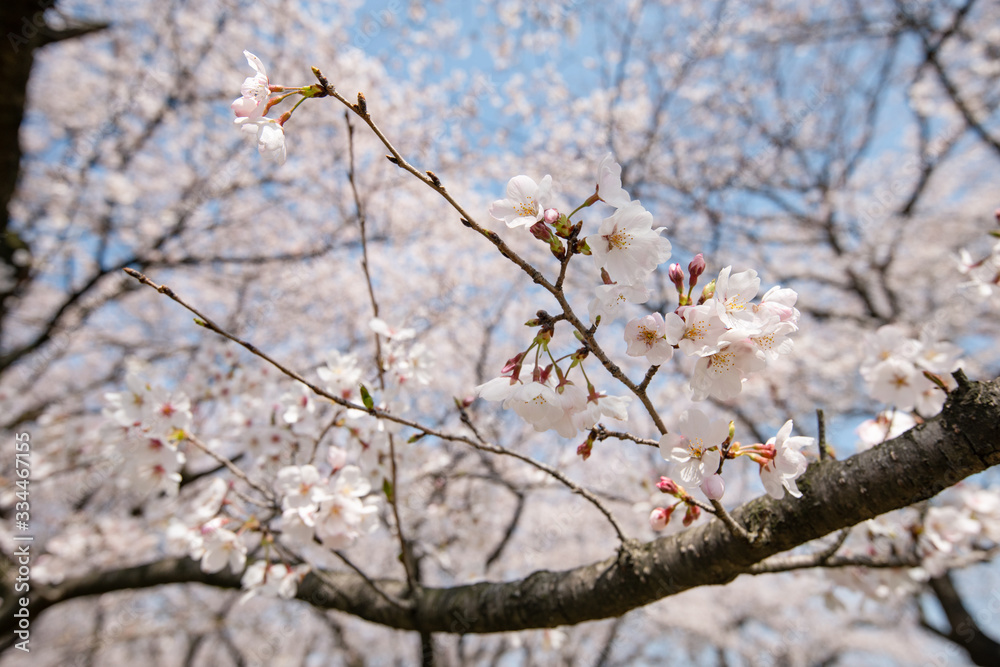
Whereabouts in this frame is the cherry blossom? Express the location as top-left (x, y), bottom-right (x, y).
top-left (589, 201), bottom-right (672, 286)
top-left (488, 175), bottom-right (554, 228)
top-left (758, 420), bottom-right (814, 499)
top-left (700, 474), bottom-right (725, 500)
top-left (659, 409), bottom-right (728, 486)
top-left (235, 117), bottom-right (287, 164)
top-left (595, 153), bottom-right (631, 209)
top-left (672, 305), bottom-right (726, 357)
top-left (712, 266), bottom-right (761, 329)
top-left (317, 350), bottom-right (364, 400)
top-left (856, 410), bottom-right (917, 450)
top-left (314, 466), bottom-right (378, 550)
top-left (588, 282), bottom-right (651, 323)
top-left (689, 339), bottom-right (765, 401)
top-left (649, 506), bottom-right (674, 531)
top-left (196, 519), bottom-right (248, 574)
top-left (231, 50), bottom-right (270, 119)
top-left (623, 312), bottom-right (676, 365)
top-left (240, 561), bottom-right (309, 602)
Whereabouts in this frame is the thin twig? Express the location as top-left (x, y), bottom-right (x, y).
top-left (311, 68), bottom-right (669, 436)
top-left (709, 499), bottom-right (754, 542)
top-left (816, 408), bottom-right (828, 461)
top-left (124, 267), bottom-right (629, 544)
top-left (344, 113), bottom-right (418, 594)
top-left (748, 528), bottom-right (856, 574)
top-left (593, 426), bottom-right (659, 448)
top-left (185, 432), bottom-right (274, 504)
top-left (332, 550), bottom-right (416, 611)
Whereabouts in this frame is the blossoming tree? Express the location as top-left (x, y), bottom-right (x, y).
top-left (2, 0), bottom-right (1000, 665)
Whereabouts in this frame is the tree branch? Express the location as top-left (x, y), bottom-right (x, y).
top-left (927, 570), bottom-right (1000, 667)
top-left (8, 374), bottom-right (998, 642)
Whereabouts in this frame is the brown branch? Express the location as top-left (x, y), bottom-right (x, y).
top-left (10, 374), bottom-right (998, 639)
top-left (123, 267), bottom-right (630, 545)
top-left (927, 570), bottom-right (1000, 667)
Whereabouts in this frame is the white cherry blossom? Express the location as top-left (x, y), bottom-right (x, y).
top-left (488, 175), bottom-right (553, 228)
top-left (659, 409), bottom-right (729, 486)
top-left (595, 152), bottom-right (631, 209)
top-left (589, 201), bottom-right (672, 286)
top-left (759, 420), bottom-right (814, 499)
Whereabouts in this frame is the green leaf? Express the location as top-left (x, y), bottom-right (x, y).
top-left (359, 384), bottom-right (375, 410)
top-left (382, 477), bottom-right (394, 503)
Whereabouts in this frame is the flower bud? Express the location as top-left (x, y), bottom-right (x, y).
top-left (501, 352), bottom-right (524, 375)
top-left (544, 208), bottom-right (560, 224)
top-left (649, 506), bottom-right (674, 531)
top-left (688, 253), bottom-right (706, 286)
top-left (668, 263), bottom-right (684, 291)
top-left (700, 474), bottom-right (725, 500)
top-left (682, 503), bottom-right (701, 526)
top-left (699, 279), bottom-right (716, 303)
top-left (656, 476), bottom-right (680, 495)
top-left (577, 439), bottom-right (593, 461)
top-left (529, 220), bottom-right (554, 243)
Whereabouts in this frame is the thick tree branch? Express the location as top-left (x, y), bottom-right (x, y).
top-left (927, 570), bottom-right (1000, 667)
top-left (7, 374), bottom-right (998, 643)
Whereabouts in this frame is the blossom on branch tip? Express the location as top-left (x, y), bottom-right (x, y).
top-left (235, 117), bottom-right (287, 165)
top-left (489, 175), bottom-right (553, 228)
top-left (231, 50), bottom-right (270, 119)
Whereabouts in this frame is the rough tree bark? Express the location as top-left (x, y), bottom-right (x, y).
top-left (3, 372), bottom-right (997, 649)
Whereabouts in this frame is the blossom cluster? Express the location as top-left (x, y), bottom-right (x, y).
top-left (919, 486), bottom-right (1000, 575)
top-left (232, 51), bottom-right (288, 164)
top-left (102, 355), bottom-right (383, 602)
top-left (860, 324), bottom-right (962, 416)
top-left (956, 211), bottom-right (1000, 300)
top-left (476, 362), bottom-right (630, 438)
top-left (274, 462), bottom-right (379, 550)
top-left (102, 364), bottom-right (193, 497)
top-left (649, 409), bottom-right (815, 531)
top-left (625, 264), bottom-right (800, 401)
top-left (479, 154), bottom-right (801, 447)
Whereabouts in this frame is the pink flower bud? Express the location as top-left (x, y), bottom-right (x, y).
top-left (501, 353), bottom-right (524, 377)
top-left (682, 503), bottom-right (701, 526)
top-left (577, 440), bottom-right (593, 461)
top-left (656, 476), bottom-right (680, 495)
top-left (700, 474), bottom-right (725, 500)
top-left (544, 208), bottom-right (560, 224)
top-left (649, 506), bottom-right (673, 531)
top-left (529, 220), bottom-right (554, 242)
top-left (688, 253), bottom-right (706, 285)
top-left (668, 263), bottom-right (684, 291)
